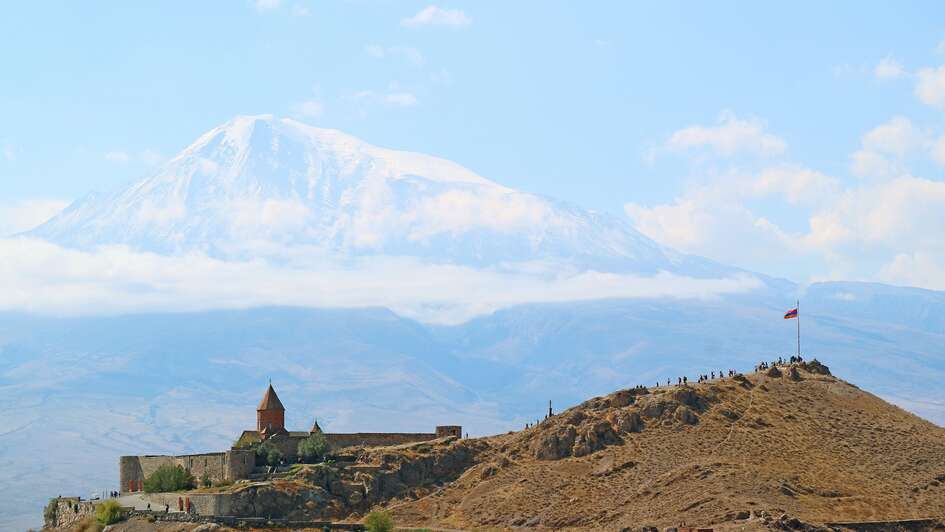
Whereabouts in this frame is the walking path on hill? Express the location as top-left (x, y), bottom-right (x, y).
top-left (116, 493), bottom-right (181, 513)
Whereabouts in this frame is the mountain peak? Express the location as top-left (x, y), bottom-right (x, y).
top-left (24, 116), bottom-right (730, 278)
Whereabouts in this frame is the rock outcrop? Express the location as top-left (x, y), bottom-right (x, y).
top-left (530, 385), bottom-right (714, 461)
top-left (800, 359), bottom-right (830, 375)
top-left (203, 437), bottom-right (484, 522)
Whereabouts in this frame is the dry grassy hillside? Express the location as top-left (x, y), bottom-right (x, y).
top-left (384, 361), bottom-right (945, 530)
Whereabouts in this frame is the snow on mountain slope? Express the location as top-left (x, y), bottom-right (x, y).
top-left (27, 115), bottom-right (732, 277)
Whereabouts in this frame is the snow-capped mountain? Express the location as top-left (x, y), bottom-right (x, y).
top-left (28, 115), bottom-right (730, 276)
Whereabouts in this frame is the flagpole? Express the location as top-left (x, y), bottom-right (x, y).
top-left (796, 299), bottom-right (800, 357)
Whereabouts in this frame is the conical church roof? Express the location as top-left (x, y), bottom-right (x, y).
top-left (257, 383), bottom-right (285, 411)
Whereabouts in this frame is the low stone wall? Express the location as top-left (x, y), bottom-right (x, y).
top-left (44, 497), bottom-right (97, 529)
top-left (128, 510), bottom-right (366, 530)
top-left (263, 431), bottom-right (455, 460)
top-left (326, 432), bottom-right (439, 449)
top-left (138, 492), bottom-right (232, 516)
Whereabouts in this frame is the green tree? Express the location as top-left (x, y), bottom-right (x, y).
top-left (95, 500), bottom-right (124, 526)
top-left (143, 464), bottom-right (196, 493)
top-left (43, 499), bottom-right (58, 526)
top-left (363, 510), bottom-right (394, 532)
top-left (297, 432), bottom-right (329, 463)
top-left (200, 472), bottom-right (212, 488)
top-left (255, 440), bottom-right (284, 466)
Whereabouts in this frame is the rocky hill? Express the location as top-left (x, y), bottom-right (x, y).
top-left (378, 360), bottom-right (945, 529)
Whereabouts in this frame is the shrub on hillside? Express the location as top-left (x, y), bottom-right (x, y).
top-left (143, 464), bottom-right (196, 492)
top-left (232, 436), bottom-right (256, 449)
top-left (256, 440), bottom-right (284, 466)
top-left (43, 499), bottom-right (57, 525)
top-left (297, 432), bottom-right (329, 463)
top-left (73, 516), bottom-right (103, 532)
top-left (364, 510), bottom-right (394, 532)
top-left (200, 472), bottom-right (212, 488)
top-left (95, 500), bottom-right (124, 526)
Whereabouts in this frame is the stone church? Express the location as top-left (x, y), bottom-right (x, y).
top-left (119, 383), bottom-right (461, 494)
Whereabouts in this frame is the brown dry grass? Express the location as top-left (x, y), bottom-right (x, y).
top-left (384, 367), bottom-right (945, 530)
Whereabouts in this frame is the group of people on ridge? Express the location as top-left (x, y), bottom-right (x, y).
top-left (755, 354), bottom-right (804, 372)
top-left (654, 369), bottom-right (739, 388)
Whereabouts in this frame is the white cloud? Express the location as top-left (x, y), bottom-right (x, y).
top-left (2, 140), bottom-right (18, 162)
top-left (833, 63), bottom-right (868, 78)
top-left (401, 5), bottom-right (471, 28)
top-left (861, 116), bottom-right (926, 156)
top-left (140, 149), bottom-right (163, 166)
top-left (346, 89), bottom-right (418, 113)
top-left (255, 0), bottom-right (281, 12)
top-left (0, 237), bottom-right (760, 325)
top-left (291, 3), bottom-right (310, 16)
top-left (364, 45), bottom-right (425, 66)
top-left (751, 166), bottom-right (840, 205)
top-left (136, 199), bottom-right (187, 225)
top-left (627, 153), bottom-right (945, 288)
top-left (666, 111), bottom-right (787, 157)
top-left (295, 100), bottom-right (324, 119)
top-left (808, 176), bottom-right (945, 250)
top-left (231, 197), bottom-right (311, 231)
top-left (429, 68), bottom-right (452, 85)
top-left (930, 135), bottom-right (945, 166)
top-left (105, 151), bottom-right (130, 163)
top-left (915, 65), bottom-right (945, 108)
top-left (881, 251), bottom-right (945, 290)
top-left (104, 149), bottom-right (164, 166)
top-left (846, 116), bottom-right (945, 177)
top-left (874, 57), bottom-right (905, 80)
top-left (406, 189), bottom-right (555, 243)
top-left (365, 44), bottom-right (385, 58)
top-left (0, 199), bottom-right (70, 236)
top-left (625, 178), bottom-right (798, 270)
top-left (384, 92), bottom-right (418, 107)
top-left (850, 149), bottom-right (900, 178)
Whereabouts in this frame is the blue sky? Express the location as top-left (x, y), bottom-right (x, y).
top-left (3, 1), bottom-right (945, 288)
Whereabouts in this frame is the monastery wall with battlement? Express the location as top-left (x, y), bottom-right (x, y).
top-left (119, 385), bottom-right (460, 494)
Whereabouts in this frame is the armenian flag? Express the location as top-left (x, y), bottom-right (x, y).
top-left (784, 308), bottom-right (798, 319)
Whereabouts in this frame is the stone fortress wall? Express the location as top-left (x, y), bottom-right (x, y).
top-left (120, 427), bottom-right (461, 494)
top-left (325, 425), bottom-right (461, 450)
top-left (235, 426), bottom-right (461, 463)
top-left (120, 449), bottom-right (255, 494)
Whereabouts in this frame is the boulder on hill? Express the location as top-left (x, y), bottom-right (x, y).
top-left (674, 406), bottom-right (699, 425)
top-left (788, 366), bottom-right (802, 381)
top-left (610, 411), bottom-right (643, 433)
top-left (608, 389), bottom-right (639, 408)
top-left (766, 366), bottom-right (783, 378)
top-left (572, 421), bottom-right (621, 457)
top-left (533, 425), bottom-right (577, 460)
top-left (800, 359), bottom-right (831, 375)
top-left (640, 398), bottom-right (677, 418)
top-left (671, 387), bottom-right (699, 408)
